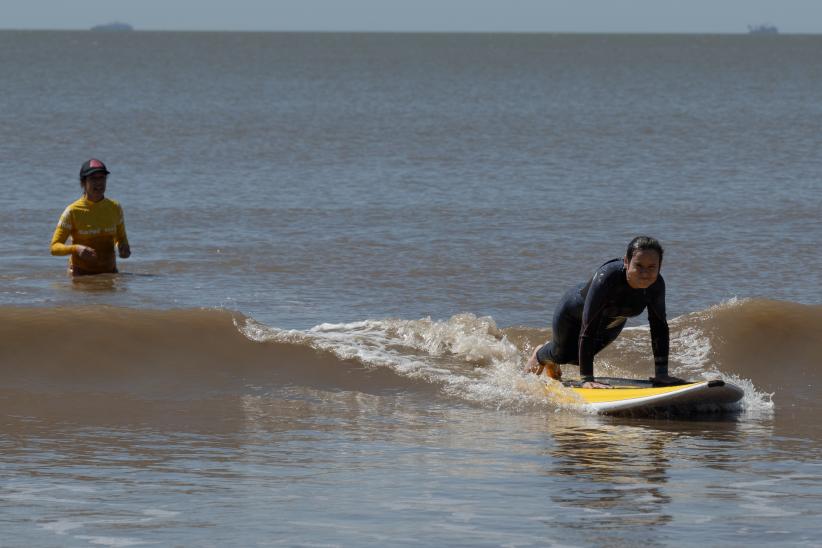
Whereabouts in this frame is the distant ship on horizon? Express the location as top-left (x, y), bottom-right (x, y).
top-left (90, 22), bottom-right (134, 32)
top-left (747, 24), bottom-right (778, 34)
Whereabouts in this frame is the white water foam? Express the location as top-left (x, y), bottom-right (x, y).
top-left (239, 307), bottom-right (775, 416)
top-left (240, 313), bottom-right (582, 411)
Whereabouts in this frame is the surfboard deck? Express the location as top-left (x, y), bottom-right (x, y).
top-left (554, 377), bottom-right (744, 416)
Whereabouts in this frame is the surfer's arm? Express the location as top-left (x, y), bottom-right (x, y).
top-left (647, 280), bottom-right (670, 377)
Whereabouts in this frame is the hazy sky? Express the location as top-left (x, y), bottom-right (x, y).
top-left (3, 0), bottom-right (819, 33)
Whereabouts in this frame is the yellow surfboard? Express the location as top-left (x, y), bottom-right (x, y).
top-left (554, 378), bottom-right (744, 416)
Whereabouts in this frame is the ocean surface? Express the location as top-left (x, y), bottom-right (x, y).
top-left (1, 31), bottom-right (821, 546)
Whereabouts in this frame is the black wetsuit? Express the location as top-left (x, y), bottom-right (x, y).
top-left (535, 259), bottom-right (669, 378)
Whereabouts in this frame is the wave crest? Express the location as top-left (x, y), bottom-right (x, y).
top-left (3, 299), bottom-right (811, 412)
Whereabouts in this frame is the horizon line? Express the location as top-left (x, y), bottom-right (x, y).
top-left (0, 27), bottom-right (816, 35)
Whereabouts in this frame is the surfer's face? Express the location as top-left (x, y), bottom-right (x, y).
top-left (82, 174), bottom-right (107, 202)
top-left (624, 249), bottom-right (661, 289)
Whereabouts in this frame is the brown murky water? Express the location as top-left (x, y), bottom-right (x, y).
top-left (1, 31), bottom-right (820, 545)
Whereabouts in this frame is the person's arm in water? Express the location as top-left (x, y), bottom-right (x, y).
top-left (115, 202), bottom-right (130, 258)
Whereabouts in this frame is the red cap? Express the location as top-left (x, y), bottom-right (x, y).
top-left (79, 158), bottom-right (110, 178)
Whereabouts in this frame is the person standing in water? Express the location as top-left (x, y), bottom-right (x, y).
top-left (50, 159), bottom-right (131, 276)
top-left (525, 236), bottom-right (685, 388)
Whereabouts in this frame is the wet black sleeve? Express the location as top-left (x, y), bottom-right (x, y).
top-left (647, 276), bottom-right (670, 377)
top-left (578, 267), bottom-right (616, 377)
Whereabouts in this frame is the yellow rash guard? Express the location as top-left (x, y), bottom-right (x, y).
top-left (50, 197), bottom-right (129, 275)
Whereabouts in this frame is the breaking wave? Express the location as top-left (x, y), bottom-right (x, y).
top-left (4, 298), bottom-right (815, 414)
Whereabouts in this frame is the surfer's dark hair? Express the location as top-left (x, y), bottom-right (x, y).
top-left (626, 236), bottom-right (664, 263)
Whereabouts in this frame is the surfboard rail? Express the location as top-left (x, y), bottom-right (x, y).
top-left (555, 377), bottom-right (744, 416)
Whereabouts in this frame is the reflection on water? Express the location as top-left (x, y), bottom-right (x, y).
top-left (48, 271), bottom-right (162, 293)
top-left (548, 423), bottom-right (674, 528)
top-left (3, 387), bottom-right (819, 546)
top-left (536, 414), bottom-right (754, 546)
top-left (0, 389), bottom-right (464, 545)
top-left (47, 272), bottom-right (125, 293)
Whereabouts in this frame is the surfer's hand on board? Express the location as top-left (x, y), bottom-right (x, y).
top-left (581, 381), bottom-right (612, 389)
top-left (649, 375), bottom-right (687, 387)
top-left (580, 375), bottom-right (612, 389)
